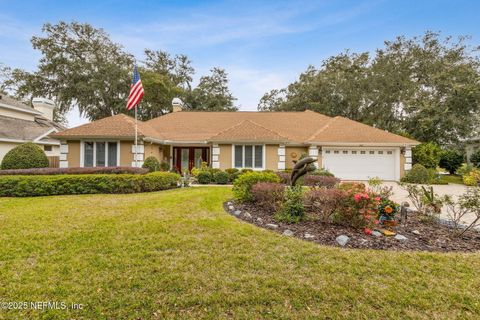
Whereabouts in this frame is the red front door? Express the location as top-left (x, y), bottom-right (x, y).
top-left (173, 147), bottom-right (209, 173)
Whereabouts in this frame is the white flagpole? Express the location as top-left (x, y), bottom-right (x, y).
top-left (134, 104), bottom-right (138, 167)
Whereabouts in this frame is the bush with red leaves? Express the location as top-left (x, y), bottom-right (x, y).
top-left (251, 182), bottom-right (285, 213)
top-left (0, 166), bottom-right (148, 175)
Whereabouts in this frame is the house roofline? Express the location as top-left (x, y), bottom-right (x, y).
top-left (0, 102), bottom-right (43, 116)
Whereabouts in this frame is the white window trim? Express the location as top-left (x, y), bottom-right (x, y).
top-left (80, 140), bottom-right (120, 167)
top-left (231, 144), bottom-right (265, 170)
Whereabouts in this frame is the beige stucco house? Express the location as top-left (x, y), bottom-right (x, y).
top-left (0, 95), bottom-right (65, 166)
top-left (50, 100), bottom-right (419, 181)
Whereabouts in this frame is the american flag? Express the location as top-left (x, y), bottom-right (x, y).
top-left (126, 65), bottom-right (144, 110)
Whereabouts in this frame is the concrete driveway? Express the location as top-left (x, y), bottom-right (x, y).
top-left (376, 182), bottom-right (478, 226)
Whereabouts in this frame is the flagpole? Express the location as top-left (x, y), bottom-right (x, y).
top-left (134, 104), bottom-right (138, 168)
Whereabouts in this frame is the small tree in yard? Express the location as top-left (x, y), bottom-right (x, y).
top-left (443, 188), bottom-right (480, 237)
top-left (439, 149), bottom-right (464, 174)
top-left (412, 142), bottom-right (442, 169)
top-left (1, 143), bottom-right (49, 170)
top-left (470, 150), bottom-right (480, 168)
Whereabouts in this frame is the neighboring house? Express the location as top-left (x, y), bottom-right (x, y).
top-left (0, 95), bottom-right (65, 166)
top-left (466, 137), bottom-right (480, 164)
top-left (50, 99), bottom-right (419, 181)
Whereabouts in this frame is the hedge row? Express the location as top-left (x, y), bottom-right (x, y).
top-left (0, 172), bottom-right (181, 197)
top-left (0, 166), bottom-right (149, 175)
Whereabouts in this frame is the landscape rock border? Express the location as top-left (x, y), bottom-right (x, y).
top-left (223, 201), bottom-right (480, 252)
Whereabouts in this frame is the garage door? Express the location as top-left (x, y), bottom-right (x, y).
top-left (322, 148), bottom-right (396, 181)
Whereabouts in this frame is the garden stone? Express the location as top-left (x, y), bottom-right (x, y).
top-left (304, 233), bottom-right (315, 239)
top-left (336, 235), bottom-right (350, 246)
top-left (228, 205), bottom-right (234, 211)
top-left (372, 231), bottom-right (382, 237)
top-left (243, 212), bottom-right (252, 219)
top-left (256, 217), bottom-right (263, 223)
top-left (283, 229), bottom-right (294, 236)
top-left (412, 230), bottom-right (421, 235)
top-left (394, 234), bottom-right (408, 241)
top-left (226, 201), bottom-right (232, 206)
top-left (266, 223), bottom-right (278, 229)
top-left (233, 210), bottom-right (241, 216)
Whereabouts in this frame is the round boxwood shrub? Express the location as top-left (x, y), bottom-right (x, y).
top-left (1, 143), bottom-right (49, 170)
top-left (197, 171), bottom-right (212, 184)
top-left (142, 156), bottom-right (160, 172)
top-left (213, 171), bottom-right (229, 184)
top-left (160, 161), bottom-right (170, 172)
top-left (401, 164), bottom-right (430, 184)
top-left (233, 171), bottom-right (280, 202)
top-left (439, 149), bottom-right (464, 174)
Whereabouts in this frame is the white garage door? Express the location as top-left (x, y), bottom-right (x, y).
top-left (322, 148), bottom-right (397, 181)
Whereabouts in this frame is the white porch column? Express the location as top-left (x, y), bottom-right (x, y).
top-left (131, 143), bottom-right (144, 167)
top-left (212, 144), bottom-right (220, 169)
top-left (308, 145), bottom-right (319, 168)
top-left (59, 141), bottom-right (69, 168)
top-left (277, 145), bottom-right (286, 170)
top-left (404, 146), bottom-right (412, 171)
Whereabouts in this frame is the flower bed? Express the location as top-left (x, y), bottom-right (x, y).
top-left (227, 175), bottom-right (480, 252)
top-left (226, 201), bottom-right (480, 252)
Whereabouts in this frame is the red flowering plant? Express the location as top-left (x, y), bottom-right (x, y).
top-left (334, 184), bottom-right (381, 231)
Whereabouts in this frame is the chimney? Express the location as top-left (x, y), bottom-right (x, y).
top-left (172, 97), bottom-right (184, 113)
top-left (32, 97), bottom-right (55, 121)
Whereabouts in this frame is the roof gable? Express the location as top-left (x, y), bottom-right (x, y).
top-left (208, 120), bottom-right (289, 142)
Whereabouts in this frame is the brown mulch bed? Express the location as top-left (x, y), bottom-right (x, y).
top-left (224, 201), bottom-right (480, 252)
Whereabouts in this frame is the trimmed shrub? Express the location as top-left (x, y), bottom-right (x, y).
top-left (214, 171), bottom-right (229, 184)
top-left (401, 164), bottom-right (430, 184)
top-left (337, 182), bottom-right (367, 193)
top-left (275, 185), bottom-right (305, 223)
top-left (412, 142), bottom-right (442, 169)
top-left (470, 150), bottom-right (480, 168)
top-left (463, 169), bottom-right (480, 186)
top-left (233, 171), bottom-right (280, 202)
top-left (456, 163), bottom-right (473, 176)
top-left (304, 188), bottom-right (348, 223)
top-left (142, 156), bottom-right (161, 172)
top-left (310, 168), bottom-right (335, 177)
top-left (0, 172), bottom-right (180, 197)
top-left (160, 161), bottom-right (170, 172)
top-left (303, 175), bottom-right (340, 188)
top-left (276, 172), bottom-right (290, 184)
top-left (197, 171), bottom-right (212, 184)
top-left (0, 166), bottom-right (148, 175)
top-left (251, 182), bottom-right (285, 213)
top-left (239, 168), bottom-right (253, 175)
top-left (439, 150), bottom-right (464, 174)
top-left (225, 168), bottom-right (240, 182)
top-left (1, 143), bottom-right (49, 170)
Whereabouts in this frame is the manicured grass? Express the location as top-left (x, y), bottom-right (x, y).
top-left (0, 188), bottom-right (479, 319)
top-left (439, 174), bottom-right (464, 185)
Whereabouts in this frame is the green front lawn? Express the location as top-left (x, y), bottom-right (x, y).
top-left (438, 174), bottom-right (464, 185)
top-left (0, 188), bottom-right (479, 319)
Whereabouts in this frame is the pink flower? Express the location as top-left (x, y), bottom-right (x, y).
top-left (364, 228), bottom-right (373, 235)
top-left (374, 197), bottom-right (381, 201)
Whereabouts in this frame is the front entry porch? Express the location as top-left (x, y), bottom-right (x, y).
top-left (173, 146), bottom-right (210, 173)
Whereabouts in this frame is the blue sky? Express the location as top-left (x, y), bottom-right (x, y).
top-left (1, 0), bottom-right (479, 127)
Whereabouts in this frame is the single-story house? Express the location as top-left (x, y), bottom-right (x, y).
top-left (50, 99), bottom-right (419, 181)
top-left (0, 95), bottom-right (65, 166)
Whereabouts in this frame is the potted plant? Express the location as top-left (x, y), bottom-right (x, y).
top-left (378, 199), bottom-right (398, 226)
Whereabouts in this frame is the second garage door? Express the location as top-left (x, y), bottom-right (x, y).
top-left (322, 148), bottom-right (397, 181)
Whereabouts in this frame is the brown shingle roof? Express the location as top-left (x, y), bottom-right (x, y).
top-left (51, 114), bottom-right (162, 139)
top-left (209, 120), bottom-right (289, 143)
top-left (307, 116), bottom-right (418, 145)
top-left (52, 110), bottom-right (418, 145)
